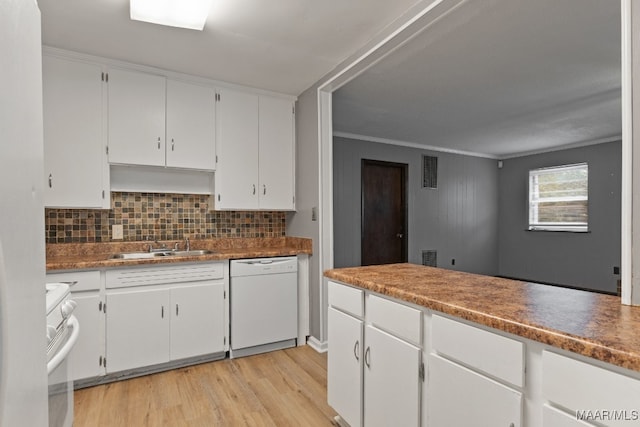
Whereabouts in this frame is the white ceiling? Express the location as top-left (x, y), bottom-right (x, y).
top-left (38, 0), bottom-right (421, 95)
top-left (332, 0), bottom-right (622, 158)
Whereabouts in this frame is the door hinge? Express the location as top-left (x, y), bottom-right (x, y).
top-left (419, 362), bottom-right (425, 382)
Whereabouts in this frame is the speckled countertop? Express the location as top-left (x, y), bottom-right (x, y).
top-left (47, 237), bottom-right (311, 271)
top-left (325, 263), bottom-right (640, 372)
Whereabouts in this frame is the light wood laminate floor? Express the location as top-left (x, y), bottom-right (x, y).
top-left (74, 345), bottom-right (337, 426)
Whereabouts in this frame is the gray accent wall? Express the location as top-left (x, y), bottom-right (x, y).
top-left (497, 141), bottom-right (621, 293)
top-left (333, 137), bottom-right (499, 276)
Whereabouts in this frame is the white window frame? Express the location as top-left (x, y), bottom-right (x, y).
top-left (528, 163), bottom-right (589, 232)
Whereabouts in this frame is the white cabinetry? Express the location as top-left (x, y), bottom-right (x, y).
top-left (542, 350), bottom-right (640, 427)
top-left (46, 270), bottom-right (105, 381)
top-left (215, 88), bottom-right (295, 210)
top-left (428, 314), bottom-right (523, 427)
top-left (327, 281), bottom-right (422, 427)
top-left (428, 354), bottom-right (522, 427)
top-left (108, 69), bottom-right (215, 170)
top-left (107, 68), bottom-right (166, 167)
top-left (42, 55), bottom-right (109, 208)
top-left (106, 287), bottom-right (170, 372)
top-left (105, 263), bottom-right (227, 374)
top-left (166, 79), bottom-right (216, 170)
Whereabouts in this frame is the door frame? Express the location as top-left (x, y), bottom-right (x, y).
top-left (360, 159), bottom-right (408, 265)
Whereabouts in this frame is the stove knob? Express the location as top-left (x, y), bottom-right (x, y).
top-left (46, 325), bottom-right (57, 343)
top-left (60, 300), bottom-right (77, 318)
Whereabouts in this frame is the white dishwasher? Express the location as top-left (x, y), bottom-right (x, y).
top-left (230, 256), bottom-right (298, 358)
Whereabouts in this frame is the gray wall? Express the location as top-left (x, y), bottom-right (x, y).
top-left (334, 137), bottom-right (499, 276)
top-left (287, 89), bottom-right (321, 339)
top-left (498, 141), bottom-right (621, 293)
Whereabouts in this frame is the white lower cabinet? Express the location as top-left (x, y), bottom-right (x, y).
top-left (427, 354), bottom-right (522, 427)
top-left (327, 281), bottom-right (422, 427)
top-left (543, 404), bottom-right (597, 427)
top-left (328, 307), bottom-right (363, 427)
top-left (46, 270), bottom-right (105, 381)
top-left (106, 288), bottom-right (171, 372)
top-left (104, 262), bottom-right (227, 374)
top-left (364, 325), bottom-right (421, 427)
top-left (170, 282), bottom-right (225, 360)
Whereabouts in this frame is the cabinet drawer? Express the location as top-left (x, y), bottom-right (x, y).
top-left (543, 350), bottom-right (640, 426)
top-left (46, 270), bottom-right (101, 292)
top-left (367, 294), bottom-right (421, 345)
top-left (328, 281), bottom-right (363, 317)
top-left (106, 262), bottom-right (224, 289)
top-left (432, 314), bottom-right (524, 387)
top-left (543, 404), bottom-right (596, 427)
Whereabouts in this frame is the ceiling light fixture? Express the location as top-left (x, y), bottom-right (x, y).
top-left (130, 0), bottom-right (213, 31)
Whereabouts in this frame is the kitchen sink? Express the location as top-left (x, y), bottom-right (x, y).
top-left (167, 250), bottom-right (214, 257)
top-left (110, 249), bottom-right (214, 260)
top-left (111, 252), bottom-right (170, 260)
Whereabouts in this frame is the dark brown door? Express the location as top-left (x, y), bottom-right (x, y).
top-left (361, 159), bottom-right (408, 266)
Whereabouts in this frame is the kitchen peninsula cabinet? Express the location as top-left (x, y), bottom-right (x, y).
top-left (215, 88), bottom-right (295, 210)
top-left (42, 55), bottom-right (109, 209)
top-left (327, 281), bottom-right (422, 427)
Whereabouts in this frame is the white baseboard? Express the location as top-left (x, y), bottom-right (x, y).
top-left (307, 336), bottom-right (328, 353)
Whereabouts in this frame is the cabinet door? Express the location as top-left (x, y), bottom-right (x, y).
top-left (364, 325), bottom-right (421, 427)
top-left (42, 55), bottom-right (107, 208)
top-left (215, 88), bottom-right (259, 209)
top-left (428, 354), bottom-right (522, 427)
top-left (166, 80), bottom-right (216, 170)
top-left (106, 288), bottom-right (170, 373)
top-left (170, 282), bottom-right (225, 360)
top-left (258, 96), bottom-right (295, 210)
top-left (327, 307), bottom-right (363, 427)
top-left (107, 68), bottom-right (166, 167)
top-left (69, 293), bottom-right (104, 380)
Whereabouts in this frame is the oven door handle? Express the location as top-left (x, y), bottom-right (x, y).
top-left (47, 315), bottom-right (79, 375)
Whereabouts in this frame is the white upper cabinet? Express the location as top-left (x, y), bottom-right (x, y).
top-left (215, 88), bottom-right (295, 210)
top-left (107, 68), bottom-right (166, 167)
top-left (42, 55), bottom-right (109, 208)
top-left (215, 88), bottom-right (260, 209)
top-left (258, 96), bottom-right (295, 210)
top-left (166, 79), bottom-right (216, 170)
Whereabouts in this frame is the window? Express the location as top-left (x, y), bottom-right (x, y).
top-left (528, 163), bottom-right (588, 232)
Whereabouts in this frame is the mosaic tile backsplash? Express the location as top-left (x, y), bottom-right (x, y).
top-left (45, 192), bottom-right (286, 243)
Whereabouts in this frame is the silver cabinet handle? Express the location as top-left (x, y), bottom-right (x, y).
top-left (252, 184), bottom-right (256, 195)
top-left (263, 185), bottom-right (266, 195)
top-left (161, 306), bottom-right (164, 318)
top-left (364, 346), bottom-right (371, 368)
top-left (157, 137), bottom-right (161, 149)
top-left (171, 138), bottom-right (175, 151)
top-left (48, 174), bottom-right (52, 188)
top-left (396, 233), bottom-right (403, 238)
top-left (353, 340), bottom-right (360, 361)
top-left (176, 304), bottom-right (179, 316)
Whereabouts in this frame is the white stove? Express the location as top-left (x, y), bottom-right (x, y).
top-left (45, 282), bottom-right (79, 427)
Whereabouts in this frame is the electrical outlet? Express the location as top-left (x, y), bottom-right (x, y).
top-left (112, 224), bottom-right (123, 240)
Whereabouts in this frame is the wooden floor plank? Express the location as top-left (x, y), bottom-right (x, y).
top-left (75, 346), bottom-right (336, 427)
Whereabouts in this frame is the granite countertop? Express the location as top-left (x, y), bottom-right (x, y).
top-left (47, 237), bottom-right (312, 271)
top-left (325, 263), bottom-right (640, 373)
